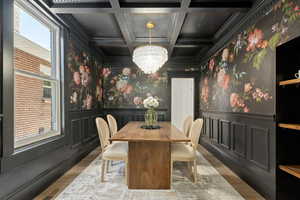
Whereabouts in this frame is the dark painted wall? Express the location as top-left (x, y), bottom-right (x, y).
top-left (198, 0), bottom-right (300, 199)
top-left (0, 1), bottom-right (103, 199)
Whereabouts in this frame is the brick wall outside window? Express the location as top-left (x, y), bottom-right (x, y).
top-left (14, 48), bottom-right (52, 141)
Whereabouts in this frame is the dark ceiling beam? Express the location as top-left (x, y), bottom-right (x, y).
top-left (109, 0), bottom-right (134, 54)
top-left (168, 0), bottom-right (191, 58)
top-left (49, 2), bottom-right (251, 14)
top-left (91, 37), bottom-right (213, 48)
top-left (91, 37), bottom-right (126, 46)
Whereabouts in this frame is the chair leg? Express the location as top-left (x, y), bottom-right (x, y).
top-left (106, 160), bottom-right (109, 173)
top-left (101, 159), bottom-right (105, 182)
top-left (193, 160), bottom-right (197, 183)
top-left (188, 161), bottom-right (192, 176)
top-left (125, 159), bottom-right (128, 185)
top-left (170, 160), bottom-right (173, 186)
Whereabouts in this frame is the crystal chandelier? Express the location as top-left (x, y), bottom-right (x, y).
top-left (133, 22), bottom-right (168, 74)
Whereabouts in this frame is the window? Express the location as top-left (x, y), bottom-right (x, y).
top-left (13, 1), bottom-right (61, 148)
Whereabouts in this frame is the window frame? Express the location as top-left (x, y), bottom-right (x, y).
top-left (13, 0), bottom-right (62, 149)
top-left (1, 0), bottom-right (66, 172)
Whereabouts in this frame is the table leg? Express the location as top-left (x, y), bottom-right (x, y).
top-left (128, 141), bottom-right (171, 189)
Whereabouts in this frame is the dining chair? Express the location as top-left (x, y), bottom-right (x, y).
top-left (107, 114), bottom-right (118, 137)
top-left (171, 118), bottom-right (204, 183)
top-left (182, 115), bottom-right (193, 137)
top-left (95, 117), bottom-right (128, 183)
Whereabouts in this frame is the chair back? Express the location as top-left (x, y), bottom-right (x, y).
top-left (190, 118), bottom-right (204, 149)
top-left (107, 114), bottom-right (118, 136)
top-left (95, 117), bottom-right (110, 151)
top-left (183, 116), bottom-right (193, 137)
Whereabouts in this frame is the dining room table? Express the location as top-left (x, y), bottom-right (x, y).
top-left (110, 121), bottom-right (190, 190)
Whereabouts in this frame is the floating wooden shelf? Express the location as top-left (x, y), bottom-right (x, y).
top-left (279, 79), bottom-right (300, 86)
top-left (278, 123), bottom-right (300, 130)
top-left (279, 165), bottom-right (300, 179)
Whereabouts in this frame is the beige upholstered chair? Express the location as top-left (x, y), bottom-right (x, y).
top-left (107, 114), bottom-right (118, 137)
top-left (171, 118), bottom-right (204, 183)
top-left (95, 117), bottom-right (128, 183)
top-left (182, 115), bottom-right (193, 137)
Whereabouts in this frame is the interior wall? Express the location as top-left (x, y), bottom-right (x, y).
top-left (198, 0), bottom-right (300, 199)
top-left (0, 1), bottom-right (104, 199)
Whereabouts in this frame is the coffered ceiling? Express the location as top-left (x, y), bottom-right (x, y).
top-left (49, 0), bottom-right (258, 58)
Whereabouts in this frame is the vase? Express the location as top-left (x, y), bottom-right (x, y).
top-left (144, 108), bottom-right (158, 127)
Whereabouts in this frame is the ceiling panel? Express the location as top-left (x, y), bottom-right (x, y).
top-left (172, 47), bottom-right (203, 57)
top-left (120, 0), bottom-right (180, 3)
top-left (180, 11), bottom-right (232, 38)
top-left (53, 0), bottom-right (109, 3)
top-left (73, 14), bottom-right (122, 38)
top-left (129, 14), bottom-right (173, 38)
top-left (101, 46), bottom-right (131, 56)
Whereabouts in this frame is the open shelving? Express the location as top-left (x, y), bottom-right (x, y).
top-left (279, 165), bottom-right (300, 179)
top-left (278, 123), bottom-right (300, 131)
top-left (276, 35), bottom-right (300, 199)
top-left (279, 78), bottom-right (300, 86)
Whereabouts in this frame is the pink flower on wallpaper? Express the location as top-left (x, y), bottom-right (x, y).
top-left (116, 80), bottom-right (128, 92)
top-left (246, 28), bottom-right (264, 51)
top-left (201, 86), bottom-right (209, 103)
top-left (122, 67), bottom-right (131, 76)
top-left (124, 84), bottom-right (133, 94)
top-left (221, 48), bottom-right (229, 61)
top-left (208, 59), bottom-right (215, 71)
top-left (244, 82), bottom-right (253, 93)
top-left (81, 72), bottom-right (91, 87)
top-left (85, 66), bottom-right (91, 73)
top-left (133, 96), bottom-right (142, 105)
top-left (201, 77), bottom-right (209, 103)
top-left (73, 71), bottom-right (81, 85)
top-left (217, 69), bottom-right (230, 90)
top-left (230, 93), bottom-right (239, 107)
top-left (86, 95), bottom-right (93, 110)
top-left (102, 68), bottom-right (111, 78)
top-left (96, 85), bottom-right (103, 101)
top-left (79, 65), bottom-right (85, 73)
top-left (244, 107), bottom-right (250, 113)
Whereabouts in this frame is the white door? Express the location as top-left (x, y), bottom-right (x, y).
top-left (171, 78), bottom-right (194, 131)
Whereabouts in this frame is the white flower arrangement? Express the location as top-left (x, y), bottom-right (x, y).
top-left (143, 96), bottom-right (159, 109)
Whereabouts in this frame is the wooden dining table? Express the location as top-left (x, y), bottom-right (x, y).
top-left (110, 121), bottom-right (190, 190)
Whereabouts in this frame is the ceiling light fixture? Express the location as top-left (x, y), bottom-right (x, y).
top-left (132, 22), bottom-right (168, 74)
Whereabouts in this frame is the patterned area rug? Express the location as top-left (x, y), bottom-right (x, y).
top-left (55, 151), bottom-right (245, 200)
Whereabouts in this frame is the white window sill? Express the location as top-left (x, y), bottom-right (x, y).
top-left (15, 131), bottom-right (61, 148)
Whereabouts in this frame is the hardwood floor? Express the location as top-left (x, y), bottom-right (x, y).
top-left (35, 145), bottom-right (265, 200)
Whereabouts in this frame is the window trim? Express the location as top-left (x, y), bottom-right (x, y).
top-left (13, 0), bottom-right (62, 149)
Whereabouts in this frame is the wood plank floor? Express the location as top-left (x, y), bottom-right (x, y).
top-left (35, 145), bottom-right (265, 200)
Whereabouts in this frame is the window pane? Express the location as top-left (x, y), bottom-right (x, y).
top-left (15, 74), bottom-right (58, 147)
top-left (14, 4), bottom-right (53, 77)
top-left (13, 1), bottom-right (60, 148)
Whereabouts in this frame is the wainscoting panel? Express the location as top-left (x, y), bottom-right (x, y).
top-left (220, 120), bottom-right (230, 150)
top-left (232, 122), bottom-right (247, 158)
top-left (211, 118), bottom-right (219, 143)
top-left (200, 111), bottom-right (276, 200)
top-left (249, 127), bottom-right (270, 171)
top-left (71, 119), bottom-right (82, 148)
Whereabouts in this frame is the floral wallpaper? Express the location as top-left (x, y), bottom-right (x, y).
top-left (68, 41), bottom-right (103, 111)
top-left (102, 67), bottom-right (168, 108)
top-left (200, 0), bottom-right (300, 114)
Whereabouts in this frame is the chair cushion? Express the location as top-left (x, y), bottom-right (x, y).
top-left (103, 142), bottom-right (128, 160)
top-left (171, 143), bottom-right (195, 161)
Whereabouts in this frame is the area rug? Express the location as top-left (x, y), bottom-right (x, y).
top-left (55, 151), bottom-right (245, 200)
